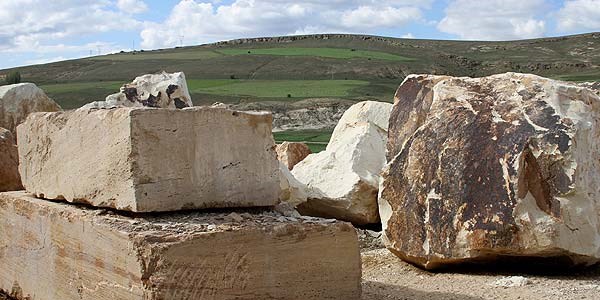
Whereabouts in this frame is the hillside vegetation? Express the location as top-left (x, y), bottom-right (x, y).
top-left (1, 33), bottom-right (598, 110)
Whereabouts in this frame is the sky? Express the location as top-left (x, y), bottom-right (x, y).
top-left (0, 0), bottom-right (599, 69)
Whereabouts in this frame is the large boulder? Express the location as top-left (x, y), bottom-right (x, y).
top-left (0, 83), bottom-right (61, 134)
top-left (0, 128), bottom-right (22, 192)
top-left (82, 71), bottom-right (193, 109)
top-left (379, 73), bottom-right (600, 269)
top-left (276, 142), bottom-right (312, 170)
top-left (292, 101), bottom-right (392, 224)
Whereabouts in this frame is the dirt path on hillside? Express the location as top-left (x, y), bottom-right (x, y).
top-left (361, 248), bottom-right (600, 300)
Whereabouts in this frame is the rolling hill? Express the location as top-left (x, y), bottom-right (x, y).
top-left (1, 32), bottom-right (598, 110)
top-left (1, 33), bottom-right (599, 151)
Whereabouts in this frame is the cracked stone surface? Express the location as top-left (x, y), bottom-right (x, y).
top-left (17, 107), bottom-right (279, 212)
top-left (0, 191), bottom-right (361, 300)
top-left (379, 73), bottom-right (600, 269)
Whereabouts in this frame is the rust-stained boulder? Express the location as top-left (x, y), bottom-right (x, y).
top-left (379, 73), bottom-right (600, 269)
top-left (0, 128), bottom-right (22, 192)
top-left (0, 83), bottom-right (61, 134)
top-left (81, 71), bottom-right (193, 109)
top-left (276, 142), bottom-right (312, 170)
top-left (293, 101), bottom-right (392, 224)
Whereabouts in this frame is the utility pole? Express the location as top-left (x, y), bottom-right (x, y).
top-left (132, 39), bottom-right (135, 51)
top-left (97, 46), bottom-right (101, 55)
top-left (179, 35), bottom-right (184, 47)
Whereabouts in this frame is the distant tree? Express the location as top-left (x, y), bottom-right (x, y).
top-left (5, 71), bottom-right (21, 84)
top-left (287, 93), bottom-right (292, 98)
top-left (230, 74), bottom-right (236, 79)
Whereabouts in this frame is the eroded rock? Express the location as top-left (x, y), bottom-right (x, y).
top-left (276, 142), bottom-right (312, 170)
top-left (0, 128), bottom-right (22, 192)
top-left (0, 83), bottom-right (61, 134)
top-left (292, 101), bottom-right (392, 224)
top-left (380, 73), bottom-right (600, 269)
top-left (81, 71), bottom-right (193, 109)
top-left (17, 107), bottom-right (279, 212)
top-left (0, 191), bottom-right (362, 300)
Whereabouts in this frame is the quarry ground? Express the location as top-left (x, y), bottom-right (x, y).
top-left (361, 248), bottom-right (600, 300)
top-left (3, 233), bottom-right (599, 300)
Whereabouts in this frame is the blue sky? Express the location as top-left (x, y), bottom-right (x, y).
top-left (0, 0), bottom-right (599, 69)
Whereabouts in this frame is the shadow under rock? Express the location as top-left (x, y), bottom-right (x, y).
top-left (362, 281), bottom-right (484, 300)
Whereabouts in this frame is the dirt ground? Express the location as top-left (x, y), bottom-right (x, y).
top-left (361, 248), bottom-right (600, 300)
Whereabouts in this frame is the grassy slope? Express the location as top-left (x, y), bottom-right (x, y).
top-left (3, 33), bottom-right (599, 151)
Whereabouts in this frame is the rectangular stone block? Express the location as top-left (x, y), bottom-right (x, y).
top-left (0, 191), bottom-right (362, 300)
top-left (17, 107), bottom-right (280, 211)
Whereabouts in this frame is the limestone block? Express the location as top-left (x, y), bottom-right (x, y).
top-left (292, 101), bottom-right (392, 224)
top-left (17, 107), bottom-right (279, 211)
top-left (0, 191), bottom-right (362, 300)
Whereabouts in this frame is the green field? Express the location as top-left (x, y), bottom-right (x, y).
top-left (92, 50), bottom-right (223, 61)
top-left (217, 47), bottom-right (413, 61)
top-left (273, 129), bottom-right (333, 153)
top-left (189, 79), bottom-right (370, 98)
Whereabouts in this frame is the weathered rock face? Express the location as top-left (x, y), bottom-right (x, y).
top-left (379, 73), bottom-right (600, 269)
top-left (276, 142), bottom-right (312, 170)
top-left (81, 72), bottom-right (193, 109)
top-left (0, 83), bottom-right (61, 134)
top-left (0, 128), bottom-right (22, 192)
top-left (279, 162), bottom-right (307, 206)
top-left (0, 191), bottom-right (362, 300)
top-left (17, 107), bottom-right (279, 212)
top-left (292, 101), bottom-right (392, 224)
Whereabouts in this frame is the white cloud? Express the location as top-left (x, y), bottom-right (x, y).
top-left (117, 0), bottom-right (149, 14)
top-left (140, 0), bottom-right (432, 49)
top-left (0, 0), bottom-right (142, 53)
top-left (402, 33), bottom-right (415, 38)
top-left (556, 0), bottom-right (600, 33)
top-left (437, 0), bottom-right (547, 40)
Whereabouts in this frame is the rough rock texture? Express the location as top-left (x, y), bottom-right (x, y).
top-left (276, 142), bottom-right (312, 170)
top-left (81, 72), bottom-right (193, 109)
top-left (0, 191), bottom-right (362, 300)
top-left (17, 107), bottom-right (279, 212)
top-left (379, 73), bottom-right (600, 269)
top-left (293, 101), bottom-right (392, 224)
top-left (0, 83), bottom-right (61, 134)
top-left (580, 82), bottom-right (599, 96)
top-left (279, 162), bottom-right (307, 206)
top-left (229, 98), bottom-right (355, 131)
top-left (0, 128), bottom-right (22, 192)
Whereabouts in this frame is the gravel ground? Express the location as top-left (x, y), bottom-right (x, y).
top-left (361, 248), bottom-right (600, 300)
